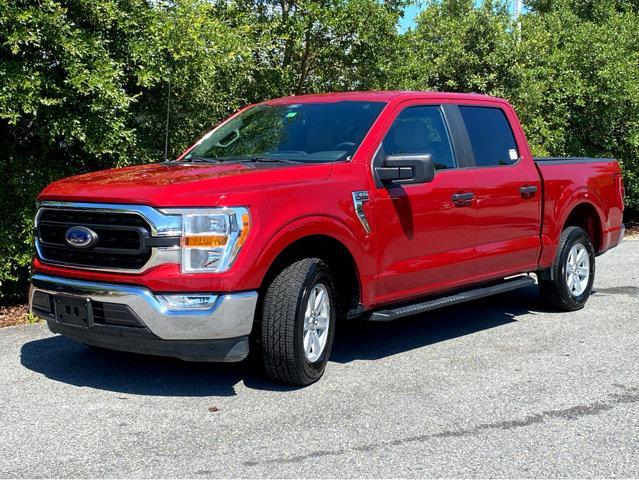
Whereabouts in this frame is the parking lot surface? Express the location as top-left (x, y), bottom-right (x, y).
top-left (0, 240), bottom-right (637, 478)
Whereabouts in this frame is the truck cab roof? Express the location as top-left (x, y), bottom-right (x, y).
top-left (263, 90), bottom-right (506, 105)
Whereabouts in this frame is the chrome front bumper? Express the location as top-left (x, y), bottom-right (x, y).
top-left (29, 273), bottom-right (258, 341)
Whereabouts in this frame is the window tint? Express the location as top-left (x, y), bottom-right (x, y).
top-left (459, 106), bottom-right (518, 167)
top-left (383, 106), bottom-right (455, 170)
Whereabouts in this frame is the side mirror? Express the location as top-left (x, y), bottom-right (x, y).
top-left (375, 153), bottom-right (435, 186)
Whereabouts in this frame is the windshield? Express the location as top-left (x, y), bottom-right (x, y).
top-left (183, 101), bottom-right (386, 163)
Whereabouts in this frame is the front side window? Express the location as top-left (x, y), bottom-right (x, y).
top-left (459, 106), bottom-right (519, 167)
top-left (184, 101), bottom-right (386, 163)
top-left (382, 106), bottom-right (456, 170)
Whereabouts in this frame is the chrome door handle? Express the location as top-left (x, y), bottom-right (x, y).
top-left (520, 185), bottom-right (538, 197)
top-left (452, 192), bottom-right (474, 207)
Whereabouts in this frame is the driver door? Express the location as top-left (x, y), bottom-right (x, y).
top-left (371, 102), bottom-right (478, 306)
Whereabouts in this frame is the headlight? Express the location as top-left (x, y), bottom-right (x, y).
top-left (162, 207), bottom-right (250, 273)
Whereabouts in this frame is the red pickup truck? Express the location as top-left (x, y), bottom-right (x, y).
top-left (29, 91), bottom-right (625, 385)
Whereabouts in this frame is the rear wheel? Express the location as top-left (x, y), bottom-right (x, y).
top-left (260, 258), bottom-right (336, 385)
top-left (538, 226), bottom-right (595, 311)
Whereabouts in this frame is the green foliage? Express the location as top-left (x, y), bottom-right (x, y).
top-left (214, 0), bottom-right (405, 97)
top-left (395, 0), bottom-right (639, 206)
top-left (515, 0), bottom-right (639, 203)
top-left (396, 0), bottom-right (518, 96)
top-left (0, 0), bottom-right (253, 300)
top-left (0, 0), bottom-right (637, 300)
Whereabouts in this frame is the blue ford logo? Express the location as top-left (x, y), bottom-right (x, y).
top-left (65, 226), bottom-right (98, 249)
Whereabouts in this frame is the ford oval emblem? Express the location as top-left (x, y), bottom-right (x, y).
top-left (65, 226), bottom-right (98, 249)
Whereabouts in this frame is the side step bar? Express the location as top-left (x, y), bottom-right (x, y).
top-left (369, 275), bottom-right (535, 321)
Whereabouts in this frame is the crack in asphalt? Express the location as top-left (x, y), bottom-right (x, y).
top-left (243, 385), bottom-right (639, 466)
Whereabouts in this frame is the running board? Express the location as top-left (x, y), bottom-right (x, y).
top-left (369, 275), bottom-right (535, 321)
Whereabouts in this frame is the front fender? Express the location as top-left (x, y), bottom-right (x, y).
top-left (246, 214), bottom-right (376, 305)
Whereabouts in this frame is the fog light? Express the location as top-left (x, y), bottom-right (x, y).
top-left (157, 294), bottom-right (218, 310)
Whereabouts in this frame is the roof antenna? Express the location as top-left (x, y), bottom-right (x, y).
top-left (163, 76), bottom-right (171, 162)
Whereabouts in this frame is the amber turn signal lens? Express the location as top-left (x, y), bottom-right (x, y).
top-left (236, 213), bottom-right (250, 248)
top-left (182, 235), bottom-right (228, 247)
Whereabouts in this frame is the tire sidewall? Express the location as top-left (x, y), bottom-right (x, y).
top-left (294, 263), bottom-right (336, 382)
top-left (558, 229), bottom-right (595, 308)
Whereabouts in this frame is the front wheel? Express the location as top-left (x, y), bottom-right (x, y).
top-left (538, 226), bottom-right (595, 311)
top-left (260, 258), bottom-right (336, 385)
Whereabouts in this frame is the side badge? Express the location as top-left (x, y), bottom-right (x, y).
top-left (352, 191), bottom-right (371, 234)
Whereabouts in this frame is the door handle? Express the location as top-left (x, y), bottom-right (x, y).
top-left (520, 185), bottom-right (538, 197)
top-left (452, 192), bottom-right (474, 207)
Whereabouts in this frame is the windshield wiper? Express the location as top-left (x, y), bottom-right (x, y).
top-left (183, 156), bottom-right (301, 164)
top-left (183, 156), bottom-right (225, 163)
top-left (242, 156), bottom-right (301, 164)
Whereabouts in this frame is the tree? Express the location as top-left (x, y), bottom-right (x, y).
top-left (214, 0), bottom-right (405, 98)
top-left (394, 0), bottom-right (518, 96)
top-left (515, 0), bottom-right (639, 203)
top-left (0, 0), bottom-right (253, 300)
top-left (395, 0), bottom-right (639, 208)
top-left (1, 0), bottom-right (638, 301)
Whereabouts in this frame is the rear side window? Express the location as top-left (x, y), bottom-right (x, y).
top-left (383, 106), bottom-right (456, 170)
top-left (459, 106), bottom-right (518, 167)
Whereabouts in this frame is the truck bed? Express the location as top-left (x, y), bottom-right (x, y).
top-left (533, 156), bottom-right (624, 267)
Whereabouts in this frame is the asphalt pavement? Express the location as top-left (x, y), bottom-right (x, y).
top-left (1, 240), bottom-right (638, 478)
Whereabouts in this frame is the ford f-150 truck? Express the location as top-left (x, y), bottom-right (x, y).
top-left (29, 91), bottom-right (625, 385)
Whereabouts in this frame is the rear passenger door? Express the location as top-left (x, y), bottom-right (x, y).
top-left (458, 104), bottom-right (542, 278)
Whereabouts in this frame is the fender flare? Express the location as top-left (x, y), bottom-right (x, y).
top-left (250, 214), bottom-right (373, 299)
top-left (556, 189), bottom-right (606, 246)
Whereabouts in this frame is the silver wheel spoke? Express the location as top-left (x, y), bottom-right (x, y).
top-left (314, 288), bottom-right (325, 315)
top-left (311, 331), bottom-right (321, 354)
top-left (576, 248), bottom-right (586, 264)
top-left (305, 331), bottom-right (312, 354)
top-left (316, 314), bottom-right (329, 330)
top-left (309, 289), bottom-right (317, 313)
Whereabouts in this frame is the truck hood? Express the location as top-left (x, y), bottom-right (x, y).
top-left (38, 161), bottom-right (333, 207)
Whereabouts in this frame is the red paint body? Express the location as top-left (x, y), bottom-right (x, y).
top-left (36, 92), bottom-right (624, 310)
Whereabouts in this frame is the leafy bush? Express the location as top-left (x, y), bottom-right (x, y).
top-left (0, 0), bottom-right (255, 300)
top-left (397, 0), bottom-right (639, 209)
top-left (0, 0), bottom-right (637, 301)
top-left (0, 0), bottom-right (402, 301)
top-left (515, 0), bottom-right (639, 208)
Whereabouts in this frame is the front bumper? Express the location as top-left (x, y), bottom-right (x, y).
top-left (29, 273), bottom-right (258, 362)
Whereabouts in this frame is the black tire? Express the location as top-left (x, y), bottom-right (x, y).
top-left (538, 226), bottom-right (595, 311)
top-left (260, 258), bottom-right (336, 385)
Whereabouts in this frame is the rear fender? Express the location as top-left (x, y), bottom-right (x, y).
top-left (539, 188), bottom-right (606, 267)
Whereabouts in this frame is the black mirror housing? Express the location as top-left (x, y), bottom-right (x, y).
top-left (375, 154), bottom-right (435, 186)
